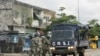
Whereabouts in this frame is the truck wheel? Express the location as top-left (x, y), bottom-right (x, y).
top-left (52, 53), bottom-right (56, 56)
top-left (79, 48), bottom-right (85, 56)
top-left (73, 52), bottom-right (77, 56)
top-left (79, 52), bottom-right (84, 56)
top-left (61, 53), bottom-right (67, 56)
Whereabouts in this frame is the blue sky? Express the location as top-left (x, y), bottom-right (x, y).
top-left (18, 0), bottom-right (100, 24)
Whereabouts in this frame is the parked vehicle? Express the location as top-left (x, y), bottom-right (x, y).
top-left (50, 24), bottom-right (89, 56)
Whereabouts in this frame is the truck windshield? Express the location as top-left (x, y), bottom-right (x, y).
top-left (52, 30), bottom-right (74, 41)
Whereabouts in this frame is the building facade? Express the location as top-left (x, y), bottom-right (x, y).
top-left (0, 0), bottom-right (56, 34)
top-left (42, 9), bottom-right (56, 28)
top-left (13, 1), bottom-right (34, 33)
top-left (0, 0), bottom-right (14, 31)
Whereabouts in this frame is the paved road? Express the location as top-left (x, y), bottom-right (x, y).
top-left (0, 49), bottom-right (100, 56)
top-left (85, 49), bottom-right (100, 56)
top-left (56, 49), bottom-right (100, 56)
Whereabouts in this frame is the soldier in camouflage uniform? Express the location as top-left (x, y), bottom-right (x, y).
top-left (36, 33), bottom-right (43, 56)
top-left (30, 32), bottom-right (42, 56)
top-left (42, 35), bottom-right (52, 56)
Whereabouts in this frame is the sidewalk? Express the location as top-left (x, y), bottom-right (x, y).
top-left (0, 53), bottom-right (28, 56)
top-left (85, 48), bottom-right (100, 52)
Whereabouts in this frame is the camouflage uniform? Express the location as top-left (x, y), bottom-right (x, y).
top-left (29, 35), bottom-right (35, 56)
top-left (36, 36), bottom-right (42, 56)
top-left (42, 36), bottom-right (52, 56)
top-left (30, 33), bottom-right (42, 56)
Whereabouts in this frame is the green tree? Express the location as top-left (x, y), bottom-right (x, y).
top-left (88, 19), bottom-right (100, 37)
top-left (51, 14), bottom-right (79, 24)
top-left (52, 7), bottom-right (80, 24)
top-left (59, 7), bottom-right (66, 11)
top-left (88, 19), bottom-right (98, 26)
top-left (67, 19), bottom-right (80, 24)
top-left (67, 15), bottom-right (80, 24)
top-left (68, 15), bottom-right (76, 20)
top-left (44, 7), bottom-right (80, 33)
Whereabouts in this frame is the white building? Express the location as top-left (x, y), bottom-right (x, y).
top-left (0, 0), bottom-right (56, 34)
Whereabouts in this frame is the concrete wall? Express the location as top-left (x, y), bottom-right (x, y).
top-left (13, 3), bottom-right (33, 26)
top-left (12, 2), bottom-right (34, 33)
top-left (0, 0), bottom-right (14, 30)
top-left (41, 9), bottom-right (56, 27)
top-left (0, 0), bottom-right (56, 32)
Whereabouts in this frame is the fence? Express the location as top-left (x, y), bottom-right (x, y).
top-left (0, 33), bottom-right (27, 53)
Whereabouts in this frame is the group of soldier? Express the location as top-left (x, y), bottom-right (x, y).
top-left (29, 32), bottom-right (52, 56)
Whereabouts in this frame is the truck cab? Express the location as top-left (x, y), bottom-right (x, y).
top-left (50, 24), bottom-right (89, 56)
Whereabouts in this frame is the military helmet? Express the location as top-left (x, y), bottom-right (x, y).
top-left (46, 35), bottom-right (51, 39)
top-left (41, 36), bottom-right (46, 39)
top-left (34, 32), bottom-right (40, 37)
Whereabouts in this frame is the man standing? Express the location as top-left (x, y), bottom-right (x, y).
top-left (42, 35), bottom-right (52, 56)
top-left (36, 33), bottom-right (43, 56)
top-left (30, 32), bottom-right (42, 56)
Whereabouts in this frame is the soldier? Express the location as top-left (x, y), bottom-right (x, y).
top-left (42, 35), bottom-right (52, 56)
top-left (36, 33), bottom-right (43, 56)
top-left (30, 32), bottom-right (42, 56)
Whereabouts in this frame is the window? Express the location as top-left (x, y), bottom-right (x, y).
top-left (52, 30), bottom-right (74, 41)
top-left (21, 15), bottom-right (24, 24)
top-left (44, 16), bottom-right (50, 22)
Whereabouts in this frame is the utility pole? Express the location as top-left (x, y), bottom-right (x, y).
top-left (78, 0), bottom-right (80, 21)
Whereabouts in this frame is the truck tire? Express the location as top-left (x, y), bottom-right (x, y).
top-left (61, 53), bottom-right (67, 56)
top-left (79, 52), bottom-right (84, 56)
top-left (73, 51), bottom-right (77, 56)
top-left (52, 53), bottom-right (56, 56)
top-left (79, 48), bottom-right (85, 56)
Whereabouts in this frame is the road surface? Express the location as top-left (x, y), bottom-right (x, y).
top-left (0, 49), bottom-right (100, 56)
top-left (51, 49), bottom-right (100, 56)
top-left (85, 49), bottom-right (100, 56)
top-left (67, 49), bottom-right (100, 56)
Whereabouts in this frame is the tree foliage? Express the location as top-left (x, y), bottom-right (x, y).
top-left (44, 7), bottom-right (80, 33)
top-left (88, 19), bottom-right (100, 37)
top-left (88, 19), bottom-right (98, 26)
top-left (44, 7), bottom-right (100, 38)
top-left (51, 14), bottom-right (80, 25)
top-left (59, 7), bottom-right (66, 11)
top-left (51, 7), bottom-right (80, 25)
